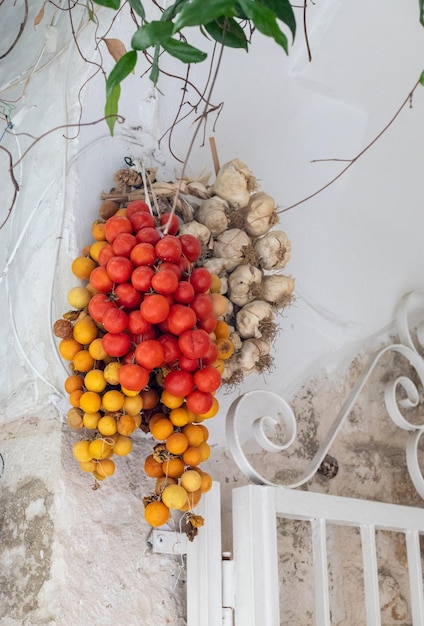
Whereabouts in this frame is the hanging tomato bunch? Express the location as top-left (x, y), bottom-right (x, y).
top-left (54, 159), bottom-right (294, 538)
top-left (54, 195), bottom-right (236, 537)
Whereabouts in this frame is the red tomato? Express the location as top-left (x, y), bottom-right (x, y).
top-left (126, 200), bottom-right (151, 218)
top-left (106, 256), bottom-right (134, 283)
top-left (114, 282), bottom-right (142, 310)
top-left (151, 269), bottom-right (179, 295)
top-left (135, 227), bottom-right (161, 246)
top-left (140, 294), bottom-right (170, 324)
top-left (131, 327), bottom-right (157, 343)
top-left (130, 242), bottom-right (157, 267)
top-left (157, 316), bottom-right (171, 334)
top-left (190, 293), bottom-right (214, 320)
top-left (134, 339), bottom-right (165, 369)
top-left (157, 262), bottom-right (181, 279)
top-left (102, 307), bottom-right (129, 334)
top-left (178, 329), bottom-right (211, 359)
top-left (102, 332), bottom-right (131, 357)
top-left (167, 304), bottom-right (197, 335)
top-left (88, 293), bottom-right (115, 323)
top-left (105, 216), bottom-right (133, 243)
top-left (130, 211), bottom-right (156, 231)
top-left (128, 310), bottom-right (152, 335)
top-left (164, 370), bottom-right (194, 397)
top-left (118, 363), bottom-right (149, 391)
top-left (189, 267), bottom-right (212, 293)
top-left (90, 266), bottom-right (114, 293)
top-left (112, 232), bottom-right (137, 257)
top-left (178, 354), bottom-right (199, 372)
top-left (159, 213), bottom-right (179, 235)
top-left (201, 341), bottom-right (219, 365)
top-left (123, 349), bottom-right (135, 364)
top-left (97, 243), bottom-right (115, 267)
top-left (186, 389), bottom-right (214, 414)
top-left (155, 235), bottom-right (182, 263)
top-left (131, 266), bottom-right (154, 292)
top-left (198, 315), bottom-right (218, 333)
top-left (173, 280), bottom-right (195, 304)
top-left (179, 233), bottom-right (201, 262)
top-left (177, 255), bottom-right (192, 275)
top-left (157, 334), bottom-right (181, 363)
top-left (193, 365), bottom-right (222, 393)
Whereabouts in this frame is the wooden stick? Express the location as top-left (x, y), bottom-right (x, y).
top-left (209, 137), bottom-right (220, 175)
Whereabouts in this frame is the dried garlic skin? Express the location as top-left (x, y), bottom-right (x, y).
top-left (211, 159), bottom-right (256, 209)
top-left (254, 230), bottom-right (291, 270)
top-left (261, 274), bottom-right (295, 305)
top-left (178, 220), bottom-right (211, 246)
top-left (243, 192), bottom-right (278, 237)
top-left (236, 300), bottom-right (273, 338)
top-left (213, 228), bottom-right (251, 271)
top-left (228, 264), bottom-right (263, 307)
top-left (238, 338), bottom-right (271, 371)
top-left (196, 196), bottom-right (229, 236)
top-left (203, 257), bottom-right (236, 276)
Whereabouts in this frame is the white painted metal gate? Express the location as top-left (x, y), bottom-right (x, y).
top-left (184, 291), bottom-right (424, 625)
top-left (231, 484), bottom-right (424, 626)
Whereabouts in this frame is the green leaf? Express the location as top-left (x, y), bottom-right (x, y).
top-left (258, 0), bottom-right (296, 39)
top-left (419, 70), bottom-right (424, 86)
top-left (86, 2), bottom-right (96, 22)
top-left (173, 0), bottom-right (237, 31)
top-left (105, 84), bottom-right (120, 135)
top-left (105, 50), bottom-right (137, 98)
top-left (161, 38), bottom-right (207, 63)
top-left (238, 0), bottom-right (288, 52)
top-left (420, 0), bottom-right (424, 26)
top-left (162, 0), bottom-right (190, 22)
top-left (128, 0), bottom-right (145, 19)
top-left (131, 21), bottom-right (173, 50)
top-left (204, 17), bottom-right (248, 49)
top-left (91, 0), bottom-right (120, 9)
top-left (149, 44), bottom-right (160, 84)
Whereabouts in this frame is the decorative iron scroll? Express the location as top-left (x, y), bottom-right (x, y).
top-left (226, 291), bottom-right (424, 497)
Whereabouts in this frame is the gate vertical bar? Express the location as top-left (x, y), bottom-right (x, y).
top-left (360, 524), bottom-right (381, 625)
top-left (232, 485), bottom-right (280, 626)
top-left (405, 530), bottom-right (424, 625)
top-left (186, 482), bottom-right (222, 626)
top-left (311, 518), bottom-right (331, 626)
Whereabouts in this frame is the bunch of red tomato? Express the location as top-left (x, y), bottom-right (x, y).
top-left (87, 200), bottom-right (222, 415)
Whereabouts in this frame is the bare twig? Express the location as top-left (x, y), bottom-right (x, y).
top-left (0, 115), bottom-right (124, 230)
top-left (303, 0), bottom-right (312, 62)
top-left (0, 0), bottom-right (28, 59)
top-left (278, 78), bottom-right (421, 214)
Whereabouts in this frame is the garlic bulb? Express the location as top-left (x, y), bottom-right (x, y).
top-left (178, 220), bottom-right (211, 246)
top-left (243, 192), bottom-right (278, 237)
top-left (254, 230), bottom-right (291, 270)
top-left (261, 274), bottom-right (295, 305)
top-left (213, 228), bottom-right (251, 271)
top-left (228, 264), bottom-right (263, 307)
top-left (229, 331), bottom-right (243, 352)
top-left (236, 300), bottom-right (273, 338)
top-left (203, 257), bottom-right (235, 276)
top-left (221, 357), bottom-right (240, 382)
top-left (238, 338), bottom-right (271, 371)
top-left (196, 196), bottom-right (229, 236)
top-left (211, 159), bottom-right (257, 209)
